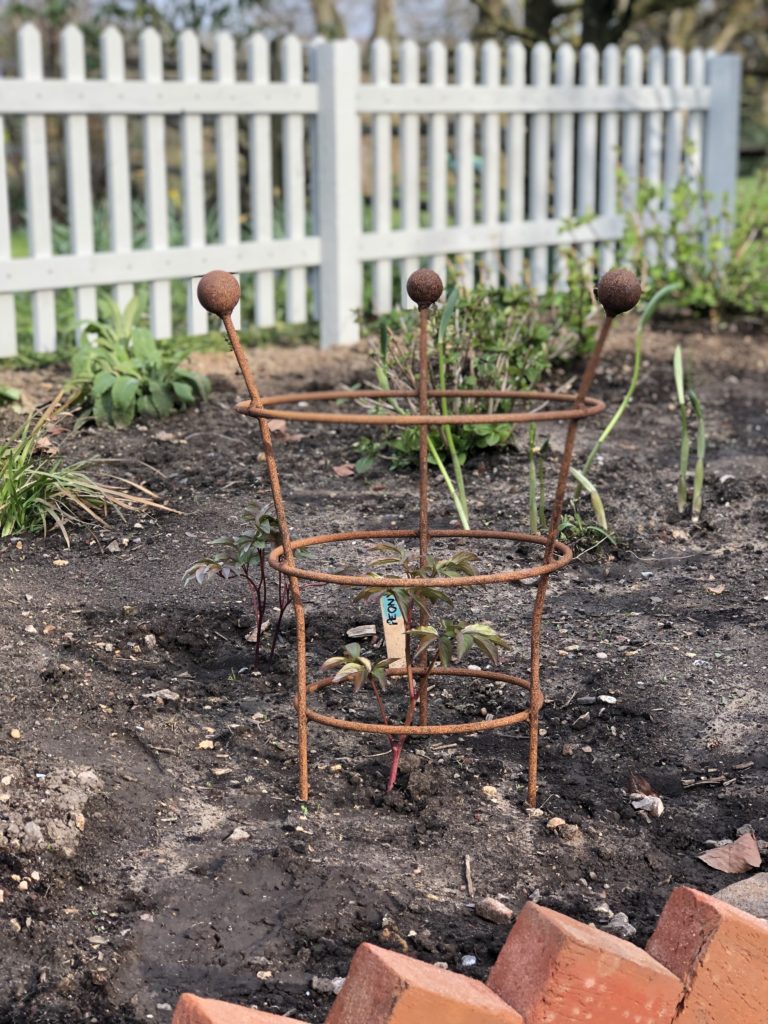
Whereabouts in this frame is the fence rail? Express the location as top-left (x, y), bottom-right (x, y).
top-left (0, 26), bottom-right (742, 356)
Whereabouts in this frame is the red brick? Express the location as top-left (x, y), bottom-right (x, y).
top-left (646, 885), bottom-right (768, 1024)
top-left (487, 902), bottom-right (682, 1024)
top-left (324, 942), bottom-right (523, 1024)
top-left (172, 993), bottom-right (306, 1024)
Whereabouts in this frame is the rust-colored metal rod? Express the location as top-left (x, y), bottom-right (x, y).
top-left (417, 304), bottom-right (431, 725)
top-left (235, 389), bottom-right (606, 426)
top-left (267, 528), bottom-right (573, 587)
top-left (526, 314), bottom-right (615, 806)
top-left (219, 311), bottom-right (310, 801)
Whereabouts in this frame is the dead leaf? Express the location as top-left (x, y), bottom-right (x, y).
top-left (628, 769), bottom-right (657, 796)
top-left (267, 418), bottom-right (288, 435)
top-left (706, 584), bottom-right (726, 595)
top-left (697, 832), bottom-right (762, 874)
top-left (333, 463), bottom-right (355, 477)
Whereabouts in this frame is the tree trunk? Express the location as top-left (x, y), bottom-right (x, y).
top-left (310, 0), bottom-right (346, 38)
top-left (372, 0), bottom-right (397, 43)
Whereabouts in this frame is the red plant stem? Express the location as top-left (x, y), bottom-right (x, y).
top-left (243, 569), bottom-right (265, 660)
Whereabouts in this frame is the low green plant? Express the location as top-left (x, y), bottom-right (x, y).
top-left (0, 393), bottom-right (170, 545)
top-left (184, 504), bottom-right (293, 661)
top-left (322, 542), bottom-right (508, 792)
top-left (356, 271), bottom-right (598, 527)
top-left (620, 168), bottom-right (768, 318)
top-left (673, 345), bottom-right (707, 522)
top-left (69, 295), bottom-right (211, 427)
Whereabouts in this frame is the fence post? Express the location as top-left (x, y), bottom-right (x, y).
top-left (316, 40), bottom-right (361, 349)
top-left (703, 54), bottom-right (742, 223)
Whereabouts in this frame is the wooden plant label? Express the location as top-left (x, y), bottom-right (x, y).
top-left (380, 593), bottom-right (406, 669)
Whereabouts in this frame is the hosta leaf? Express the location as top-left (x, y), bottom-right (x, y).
top-left (92, 370), bottom-right (117, 398)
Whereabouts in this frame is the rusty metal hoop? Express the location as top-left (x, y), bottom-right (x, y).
top-left (198, 267), bottom-right (623, 807)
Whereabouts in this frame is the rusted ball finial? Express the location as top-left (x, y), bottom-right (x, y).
top-left (197, 270), bottom-right (241, 318)
top-left (597, 268), bottom-right (642, 318)
top-left (406, 268), bottom-right (444, 309)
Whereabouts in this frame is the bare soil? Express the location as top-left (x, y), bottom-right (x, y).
top-left (1, 321), bottom-right (766, 1024)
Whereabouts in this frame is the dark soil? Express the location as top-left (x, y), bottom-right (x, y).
top-left (1, 323), bottom-right (767, 1024)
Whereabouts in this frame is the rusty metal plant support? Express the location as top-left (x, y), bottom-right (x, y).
top-left (197, 266), bottom-right (641, 806)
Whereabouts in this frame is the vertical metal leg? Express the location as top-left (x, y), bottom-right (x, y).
top-left (292, 577), bottom-right (310, 801)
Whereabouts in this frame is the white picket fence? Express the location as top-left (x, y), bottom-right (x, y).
top-left (0, 26), bottom-right (741, 355)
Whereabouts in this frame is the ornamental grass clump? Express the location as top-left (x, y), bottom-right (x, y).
top-left (0, 393), bottom-right (171, 545)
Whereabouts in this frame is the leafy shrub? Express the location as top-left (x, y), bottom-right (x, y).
top-left (69, 295), bottom-right (211, 427)
top-left (358, 268), bottom-right (597, 474)
top-left (620, 170), bottom-right (768, 318)
top-left (0, 393), bottom-right (170, 544)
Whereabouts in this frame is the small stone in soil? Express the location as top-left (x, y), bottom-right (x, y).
top-left (474, 896), bottom-right (514, 925)
top-left (602, 912), bottom-right (636, 939)
top-left (227, 827), bottom-right (250, 843)
top-left (460, 954), bottom-right (477, 968)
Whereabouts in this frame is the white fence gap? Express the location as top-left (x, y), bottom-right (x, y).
top-left (0, 29), bottom-right (742, 356)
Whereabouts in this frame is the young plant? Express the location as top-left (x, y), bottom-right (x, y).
top-left (673, 346), bottom-right (707, 521)
top-left (70, 294), bottom-right (211, 427)
top-left (0, 392), bottom-right (171, 545)
top-left (323, 543), bottom-right (508, 792)
top-left (527, 424), bottom-right (549, 534)
top-left (184, 504), bottom-right (292, 660)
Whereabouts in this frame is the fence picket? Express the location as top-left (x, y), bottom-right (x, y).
top-left (686, 49), bottom-right (706, 181)
top-left (281, 34), bottom-right (307, 325)
top-left (576, 44), bottom-right (599, 268)
top-left (529, 42), bottom-right (552, 292)
top-left (214, 32), bottom-right (241, 329)
top-left (178, 30), bottom-right (208, 336)
top-left (504, 40), bottom-right (527, 285)
top-left (247, 33), bottom-right (276, 328)
top-left (18, 24), bottom-right (57, 352)
top-left (598, 44), bottom-right (620, 274)
top-left (480, 40), bottom-right (501, 286)
top-left (100, 26), bottom-right (134, 311)
top-left (621, 46), bottom-right (644, 213)
top-left (371, 38), bottom-right (393, 314)
top-left (455, 41), bottom-right (476, 288)
top-left (427, 41), bottom-right (448, 285)
top-left (664, 49), bottom-right (685, 263)
top-left (643, 46), bottom-right (665, 265)
top-left (0, 101), bottom-right (16, 357)
top-left (554, 43), bottom-right (576, 288)
top-left (140, 28), bottom-right (172, 339)
top-left (61, 25), bottom-right (97, 336)
top-left (399, 39), bottom-right (420, 301)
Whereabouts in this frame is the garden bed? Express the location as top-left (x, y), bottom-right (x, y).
top-left (0, 321), bottom-right (766, 1024)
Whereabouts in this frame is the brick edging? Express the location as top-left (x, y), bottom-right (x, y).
top-left (172, 885), bottom-right (768, 1024)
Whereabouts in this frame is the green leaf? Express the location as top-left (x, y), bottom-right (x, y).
top-left (148, 382), bottom-right (175, 418)
top-left (92, 370), bottom-right (118, 398)
top-left (172, 380), bottom-right (195, 405)
top-left (111, 375), bottom-right (140, 411)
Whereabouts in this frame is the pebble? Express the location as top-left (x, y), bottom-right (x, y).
top-left (9, 729), bottom-right (21, 740)
top-left (227, 827), bottom-right (250, 843)
top-left (312, 976), bottom-right (346, 995)
top-left (571, 712), bottom-right (591, 731)
top-left (546, 817), bottom-right (566, 831)
top-left (474, 896), bottom-right (514, 925)
top-left (481, 785), bottom-right (499, 801)
top-left (460, 954), bottom-right (477, 968)
top-left (598, 694), bottom-right (617, 704)
top-left (715, 874), bottom-right (768, 920)
top-left (525, 807), bottom-right (544, 818)
top-left (602, 912), bottom-right (636, 940)
top-left (593, 901), bottom-right (613, 923)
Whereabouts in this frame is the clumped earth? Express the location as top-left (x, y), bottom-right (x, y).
top-left (0, 322), bottom-right (766, 1024)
